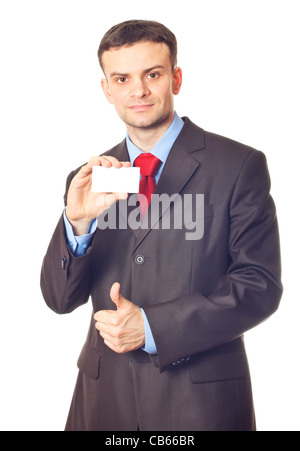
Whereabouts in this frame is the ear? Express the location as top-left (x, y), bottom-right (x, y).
top-left (172, 67), bottom-right (183, 95)
top-left (101, 78), bottom-right (114, 105)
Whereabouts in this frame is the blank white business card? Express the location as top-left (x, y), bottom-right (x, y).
top-left (92, 166), bottom-right (140, 193)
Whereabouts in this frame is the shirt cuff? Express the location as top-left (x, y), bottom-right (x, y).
top-left (140, 308), bottom-right (158, 355)
top-left (63, 209), bottom-right (97, 257)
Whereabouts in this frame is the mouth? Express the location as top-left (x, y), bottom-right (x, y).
top-left (129, 104), bottom-right (154, 111)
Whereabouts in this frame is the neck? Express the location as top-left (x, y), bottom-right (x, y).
top-left (126, 112), bottom-right (174, 152)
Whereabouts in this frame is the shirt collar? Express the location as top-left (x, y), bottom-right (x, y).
top-left (126, 111), bottom-right (184, 166)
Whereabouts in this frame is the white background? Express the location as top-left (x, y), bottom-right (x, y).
top-left (0, 0), bottom-right (299, 431)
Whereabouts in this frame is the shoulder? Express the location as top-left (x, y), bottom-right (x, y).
top-left (182, 117), bottom-right (265, 168)
top-left (179, 117), bottom-right (269, 191)
top-left (183, 117), bottom-right (260, 155)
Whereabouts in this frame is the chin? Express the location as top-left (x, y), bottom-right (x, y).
top-left (125, 112), bottom-right (172, 130)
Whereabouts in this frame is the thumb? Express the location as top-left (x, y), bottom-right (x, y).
top-left (110, 282), bottom-right (127, 310)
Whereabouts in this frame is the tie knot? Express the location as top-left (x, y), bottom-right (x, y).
top-left (134, 153), bottom-right (162, 177)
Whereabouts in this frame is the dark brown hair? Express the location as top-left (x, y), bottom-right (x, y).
top-left (98, 20), bottom-right (177, 72)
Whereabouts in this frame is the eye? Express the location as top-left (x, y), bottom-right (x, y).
top-left (116, 77), bottom-right (127, 84)
top-left (147, 72), bottom-right (160, 80)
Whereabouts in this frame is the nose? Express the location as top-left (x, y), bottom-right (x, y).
top-left (130, 77), bottom-right (150, 99)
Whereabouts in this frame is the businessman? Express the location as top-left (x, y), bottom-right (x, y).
top-left (41, 20), bottom-right (283, 431)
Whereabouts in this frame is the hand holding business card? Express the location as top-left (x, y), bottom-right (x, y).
top-left (66, 156), bottom-right (136, 236)
top-left (92, 166), bottom-right (140, 193)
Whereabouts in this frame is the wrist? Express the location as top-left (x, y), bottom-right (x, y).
top-left (70, 219), bottom-right (92, 236)
top-left (65, 208), bottom-right (94, 236)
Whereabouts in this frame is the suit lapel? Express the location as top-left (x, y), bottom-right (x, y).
top-left (132, 118), bottom-right (206, 251)
top-left (108, 138), bottom-right (130, 161)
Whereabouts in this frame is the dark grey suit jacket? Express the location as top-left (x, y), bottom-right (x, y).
top-left (41, 117), bottom-right (282, 431)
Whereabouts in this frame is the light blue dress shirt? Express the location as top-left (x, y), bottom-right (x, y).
top-left (63, 112), bottom-right (184, 354)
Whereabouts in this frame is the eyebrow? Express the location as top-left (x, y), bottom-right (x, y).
top-left (108, 65), bottom-right (166, 79)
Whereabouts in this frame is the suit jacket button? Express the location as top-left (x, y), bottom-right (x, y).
top-left (135, 254), bottom-right (145, 265)
top-left (61, 256), bottom-right (67, 270)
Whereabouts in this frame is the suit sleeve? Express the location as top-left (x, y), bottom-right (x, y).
top-left (143, 150), bottom-right (283, 372)
top-left (40, 170), bottom-right (94, 314)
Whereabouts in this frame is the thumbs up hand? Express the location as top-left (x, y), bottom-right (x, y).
top-left (94, 283), bottom-right (145, 354)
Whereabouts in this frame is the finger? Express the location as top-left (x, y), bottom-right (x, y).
top-left (120, 161), bottom-right (132, 168)
top-left (110, 282), bottom-right (127, 310)
top-left (80, 158), bottom-right (131, 180)
top-left (95, 321), bottom-right (112, 334)
top-left (102, 339), bottom-right (127, 354)
top-left (115, 192), bottom-right (129, 200)
top-left (110, 282), bottom-right (121, 303)
top-left (94, 309), bottom-right (113, 323)
top-left (100, 156), bottom-right (131, 169)
top-left (78, 157), bottom-right (100, 177)
top-left (96, 192), bottom-right (128, 210)
top-left (81, 156), bottom-right (117, 176)
top-left (102, 156), bottom-right (123, 168)
top-left (97, 327), bottom-right (122, 343)
top-left (78, 156), bottom-right (109, 179)
top-left (95, 317), bottom-right (119, 335)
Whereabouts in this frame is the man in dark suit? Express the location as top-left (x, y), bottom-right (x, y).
top-left (41, 20), bottom-right (282, 431)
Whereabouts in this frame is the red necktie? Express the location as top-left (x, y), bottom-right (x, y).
top-left (134, 153), bottom-right (162, 219)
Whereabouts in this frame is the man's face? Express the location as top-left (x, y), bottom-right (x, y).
top-left (101, 41), bottom-right (182, 131)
